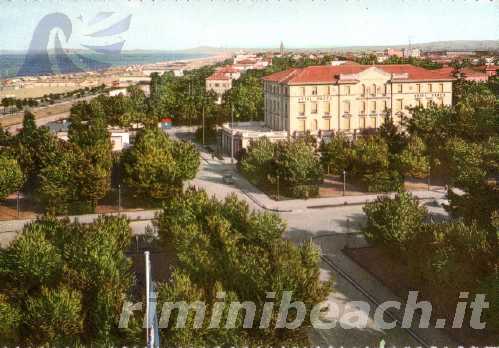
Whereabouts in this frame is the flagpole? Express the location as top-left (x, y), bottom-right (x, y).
top-left (145, 251), bottom-right (150, 346)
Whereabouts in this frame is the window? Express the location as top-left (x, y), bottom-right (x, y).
top-left (439, 83), bottom-right (444, 93)
top-left (299, 103), bottom-right (305, 115)
top-left (311, 86), bottom-right (317, 95)
top-left (370, 101), bottom-right (377, 113)
top-left (361, 101), bottom-right (366, 114)
top-left (428, 83), bottom-right (432, 93)
top-left (311, 102), bottom-right (318, 113)
top-left (382, 100), bottom-right (388, 111)
top-left (416, 84), bottom-right (421, 93)
top-left (323, 118), bottom-right (331, 130)
top-left (361, 84), bottom-right (366, 96)
top-left (300, 87), bottom-right (305, 96)
top-left (312, 119), bottom-right (318, 131)
top-left (342, 100), bottom-right (350, 114)
top-left (324, 102), bottom-right (330, 114)
top-left (360, 116), bottom-right (366, 129)
top-left (371, 83), bottom-right (376, 96)
top-left (345, 86), bottom-right (351, 96)
top-left (395, 99), bottom-right (403, 112)
top-left (298, 119), bottom-right (306, 132)
top-left (382, 84), bottom-right (387, 95)
top-left (417, 99), bottom-right (422, 107)
top-left (396, 84), bottom-right (402, 93)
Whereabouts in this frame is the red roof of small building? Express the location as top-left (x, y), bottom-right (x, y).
top-left (237, 59), bottom-right (257, 65)
top-left (206, 72), bottom-right (230, 81)
top-left (437, 66), bottom-right (488, 79)
top-left (262, 64), bottom-right (456, 85)
top-left (216, 66), bottom-right (239, 73)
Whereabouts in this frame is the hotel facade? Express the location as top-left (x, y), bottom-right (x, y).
top-left (263, 64), bottom-right (454, 136)
top-left (220, 64), bottom-right (455, 154)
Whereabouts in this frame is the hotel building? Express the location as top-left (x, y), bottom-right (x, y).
top-left (219, 64), bottom-right (455, 154)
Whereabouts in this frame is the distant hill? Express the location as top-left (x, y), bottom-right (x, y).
top-left (1, 40), bottom-right (497, 55)
top-left (327, 40), bottom-right (499, 53)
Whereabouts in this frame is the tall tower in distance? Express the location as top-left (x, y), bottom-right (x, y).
top-left (280, 41), bottom-right (284, 55)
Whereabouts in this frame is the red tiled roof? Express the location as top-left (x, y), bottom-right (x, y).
top-left (237, 59), bottom-right (257, 64)
top-left (262, 64), bottom-right (456, 85)
top-left (216, 66), bottom-right (239, 73)
top-left (206, 72), bottom-right (230, 81)
top-left (437, 66), bottom-right (488, 77)
top-left (485, 65), bottom-right (499, 71)
top-left (461, 67), bottom-right (488, 77)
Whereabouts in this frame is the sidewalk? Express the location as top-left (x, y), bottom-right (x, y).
top-left (198, 147), bottom-right (448, 213)
top-left (312, 233), bottom-right (457, 346)
top-left (0, 209), bottom-right (159, 234)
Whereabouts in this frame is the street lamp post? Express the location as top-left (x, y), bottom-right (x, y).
top-left (16, 191), bottom-right (20, 218)
top-left (202, 103), bottom-right (205, 146)
top-left (118, 184), bottom-right (122, 214)
top-left (231, 107), bottom-right (235, 162)
top-left (427, 165), bottom-right (431, 191)
top-left (276, 175), bottom-right (280, 201)
top-left (343, 170), bottom-right (346, 196)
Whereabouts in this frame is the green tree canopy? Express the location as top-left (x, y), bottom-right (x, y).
top-left (121, 128), bottom-right (199, 201)
top-left (154, 188), bottom-right (330, 345)
top-left (362, 192), bottom-right (427, 253)
top-left (395, 135), bottom-right (430, 179)
top-left (69, 100), bottom-right (113, 209)
top-left (0, 216), bottom-right (140, 346)
top-left (0, 154), bottom-right (24, 200)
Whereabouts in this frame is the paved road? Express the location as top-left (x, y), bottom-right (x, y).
top-left (2, 95), bottom-right (97, 133)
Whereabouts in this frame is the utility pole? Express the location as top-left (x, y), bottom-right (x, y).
top-left (188, 82), bottom-right (192, 129)
top-left (343, 170), bottom-right (346, 196)
top-left (16, 191), bottom-right (20, 218)
top-left (202, 101), bottom-right (205, 146)
top-left (231, 104), bottom-right (234, 165)
top-left (276, 175), bottom-right (280, 201)
top-left (427, 166), bottom-right (431, 191)
top-left (118, 184), bottom-right (122, 214)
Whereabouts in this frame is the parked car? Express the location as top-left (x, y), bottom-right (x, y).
top-left (222, 171), bottom-right (235, 185)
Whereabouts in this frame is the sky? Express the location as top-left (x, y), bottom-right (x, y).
top-left (0, 0), bottom-right (498, 51)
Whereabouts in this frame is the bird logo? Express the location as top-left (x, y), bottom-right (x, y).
top-left (18, 11), bottom-right (132, 76)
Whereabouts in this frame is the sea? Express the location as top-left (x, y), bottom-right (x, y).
top-left (0, 52), bottom-right (210, 79)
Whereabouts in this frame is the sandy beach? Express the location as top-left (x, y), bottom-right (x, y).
top-left (0, 53), bottom-right (232, 99)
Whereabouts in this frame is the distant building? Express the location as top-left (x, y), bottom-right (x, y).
top-left (280, 41), bottom-right (285, 56)
top-left (330, 60), bottom-right (349, 66)
top-left (403, 48), bottom-right (421, 58)
top-left (446, 51), bottom-right (476, 57)
top-left (109, 88), bottom-right (128, 97)
top-left (485, 65), bottom-right (499, 77)
top-left (46, 120), bottom-right (132, 152)
top-left (385, 48), bottom-right (404, 58)
top-left (108, 127), bottom-right (131, 152)
top-left (206, 72), bottom-right (233, 104)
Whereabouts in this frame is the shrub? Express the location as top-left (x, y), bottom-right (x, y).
top-left (0, 154), bottom-right (24, 200)
top-left (362, 192), bottom-right (427, 252)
